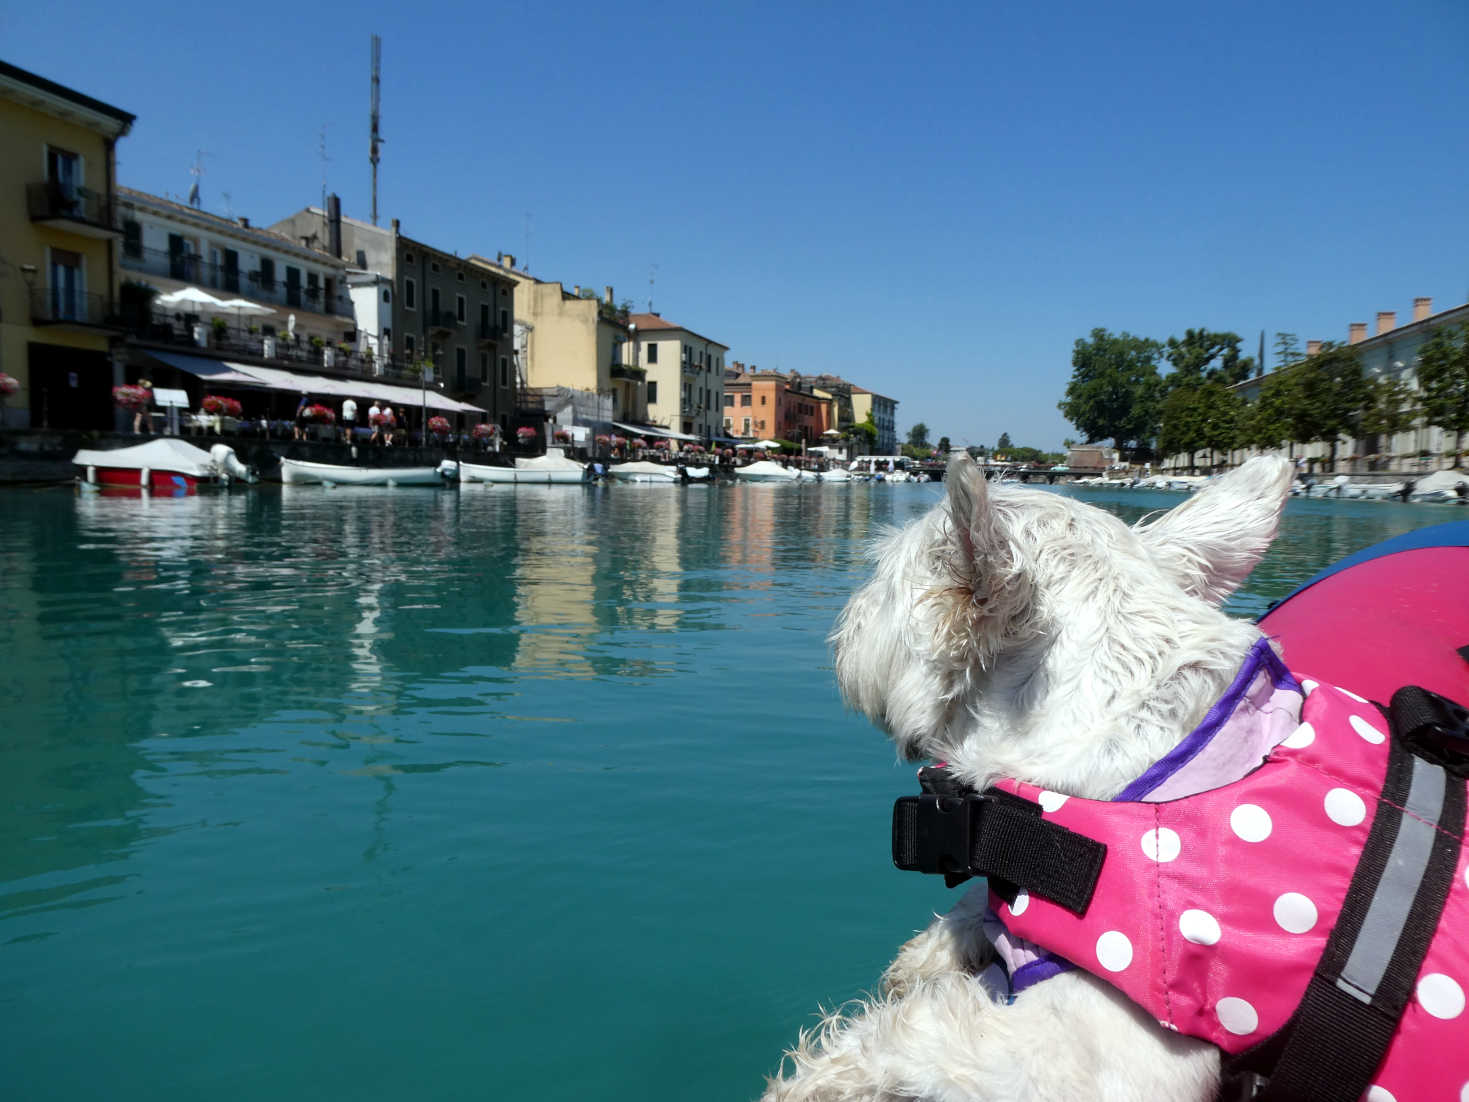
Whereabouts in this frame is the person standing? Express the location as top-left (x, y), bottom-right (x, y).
top-left (381, 405), bottom-right (395, 447)
top-left (368, 400), bottom-right (382, 444)
top-left (341, 396), bottom-right (357, 444)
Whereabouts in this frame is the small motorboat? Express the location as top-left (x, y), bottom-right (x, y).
top-left (279, 457), bottom-right (447, 486)
top-left (735, 460), bottom-right (803, 482)
top-left (607, 460), bottom-right (711, 483)
top-left (72, 438), bottom-right (250, 494)
top-left (460, 447), bottom-right (589, 485)
top-left (816, 466), bottom-right (852, 482)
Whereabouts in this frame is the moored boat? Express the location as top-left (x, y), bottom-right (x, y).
top-left (279, 457), bottom-right (447, 486)
top-left (735, 460), bottom-right (803, 482)
top-left (607, 460), bottom-right (712, 483)
top-left (72, 438), bottom-right (243, 494)
top-left (460, 447), bottom-right (589, 485)
top-left (816, 466), bottom-right (852, 482)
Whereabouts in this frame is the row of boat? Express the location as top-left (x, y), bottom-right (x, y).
top-left (68, 440), bottom-right (884, 492)
top-left (1072, 470), bottom-right (1469, 504)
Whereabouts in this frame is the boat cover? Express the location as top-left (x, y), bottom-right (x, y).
top-left (72, 438), bottom-right (217, 477)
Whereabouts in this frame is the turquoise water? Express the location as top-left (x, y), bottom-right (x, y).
top-left (0, 481), bottom-right (1454, 1100)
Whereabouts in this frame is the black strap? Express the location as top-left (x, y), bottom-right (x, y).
top-left (892, 789), bottom-right (1106, 915)
top-left (1390, 685), bottom-right (1469, 778)
top-left (1239, 737), bottom-right (1466, 1102)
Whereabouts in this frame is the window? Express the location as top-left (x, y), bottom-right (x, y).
top-left (456, 347), bottom-right (468, 391)
top-left (222, 249), bottom-right (240, 293)
top-left (49, 247), bottom-right (84, 320)
top-left (724, 394), bottom-right (734, 407)
top-left (480, 351), bottom-right (489, 383)
top-left (743, 417), bottom-right (751, 435)
top-left (760, 395), bottom-right (767, 405)
top-left (404, 278), bottom-right (416, 308)
top-left (480, 280), bottom-right (488, 290)
top-left (648, 381), bottom-right (658, 404)
top-left (405, 333), bottom-right (416, 357)
top-left (499, 356), bottom-right (509, 387)
top-left (405, 252), bottom-right (415, 264)
top-left (430, 288), bottom-right (441, 318)
top-left (647, 343), bottom-right (658, 364)
top-left (456, 271), bottom-right (464, 282)
top-left (383, 288), bottom-right (391, 304)
top-left (258, 257), bottom-right (275, 290)
top-left (499, 307), bottom-right (509, 332)
top-left (456, 293), bottom-right (466, 323)
top-left (122, 220), bottom-right (142, 258)
top-left (356, 249), bottom-right (367, 268)
top-left (306, 271), bottom-right (320, 302)
top-left (168, 233), bottom-right (193, 280)
top-left (285, 266), bottom-right (302, 307)
top-left (741, 394), bottom-right (751, 407)
top-left (480, 302), bottom-right (490, 331)
top-left (431, 261), bottom-right (440, 273)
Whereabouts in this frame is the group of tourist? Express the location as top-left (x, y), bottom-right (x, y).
top-left (292, 394), bottom-right (400, 445)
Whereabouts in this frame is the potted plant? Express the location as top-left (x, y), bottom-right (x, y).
top-left (472, 423), bottom-right (497, 441)
top-left (0, 371), bottom-right (18, 426)
top-left (553, 428), bottom-right (572, 444)
top-left (516, 426), bottom-right (537, 446)
top-left (211, 316), bottom-right (229, 343)
top-left (428, 415), bottom-right (452, 437)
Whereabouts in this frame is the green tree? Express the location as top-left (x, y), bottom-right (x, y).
top-left (1058, 328), bottom-right (1164, 459)
top-left (997, 432), bottom-right (1012, 451)
top-left (906, 422), bottom-right (930, 449)
top-left (1274, 332), bottom-right (1303, 370)
top-left (851, 415), bottom-right (878, 452)
top-left (1243, 371), bottom-right (1296, 455)
top-left (1163, 329), bottom-right (1252, 390)
top-left (936, 435), bottom-right (951, 455)
top-left (1361, 375), bottom-right (1417, 460)
top-left (1416, 323), bottom-right (1469, 465)
top-left (1285, 343), bottom-right (1368, 468)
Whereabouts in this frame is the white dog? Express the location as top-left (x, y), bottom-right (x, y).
top-left (762, 453), bottom-right (1297, 1102)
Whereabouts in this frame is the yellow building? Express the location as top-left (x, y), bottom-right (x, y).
top-left (0, 60), bottom-right (134, 429)
top-left (468, 254), bottom-right (646, 425)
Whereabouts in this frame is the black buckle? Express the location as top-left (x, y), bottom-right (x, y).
top-left (892, 794), bottom-right (977, 875)
top-left (1391, 686), bottom-right (1469, 778)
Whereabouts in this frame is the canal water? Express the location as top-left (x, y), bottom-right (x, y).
top-left (0, 480), bottom-right (1453, 1100)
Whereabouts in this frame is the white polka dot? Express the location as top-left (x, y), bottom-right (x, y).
top-left (1141, 827), bottom-right (1181, 863)
top-left (1281, 721), bottom-right (1316, 749)
top-left (1349, 714), bottom-right (1386, 744)
top-left (1096, 931), bottom-right (1133, 972)
top-left (1009, 889), bottom-right (1030, 917)
top-left (1366, 1086), bottom-right (1396, 1102)
top-left (1037, 790), bottom-right (1068, 812)
top-left (1230, 804), bottom-right (1273, 842)
top-left (1179, 909), bottom-right (1221, 946)
top-left (1300, 679), bottom-right (1319, 695)
top-left (1417, 973), bottom-right (1466, 1020)
top-left (1273, 892), bottom-right (1319, 934)
top-left (1325, 788), bottom-right (1367, 827)
top-left (1216, 996), bottom-right (1259, 1035)
top-left (1459, 1082), bottom-right (1469, 1102)
top-left (1341, 687), bottom-right (1369, 704)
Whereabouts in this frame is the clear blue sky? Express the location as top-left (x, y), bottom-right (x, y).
top-left (8, 0), bottom-right (1467, 449)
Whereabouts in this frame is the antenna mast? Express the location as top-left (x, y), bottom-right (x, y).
top-left (370, 34), bottom-right (382, 226)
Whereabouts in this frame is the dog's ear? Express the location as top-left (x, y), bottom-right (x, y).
top-left (1136, 456), bottom-right (1293, 605)
top-left (945, 451), bottom-right (1000, 569)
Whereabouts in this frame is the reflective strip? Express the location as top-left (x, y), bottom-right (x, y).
top-left (1336, 756), bottom-right (1446, 1003)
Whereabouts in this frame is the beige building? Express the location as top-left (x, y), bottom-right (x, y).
top-left (849, 385), bottom-right (899, 454)
top-left (0, 59), bottom-right (134, 428)
top-left (469, 254), bottom-right (646, 426)
top-left (626, 313), bottom-right (729, 440)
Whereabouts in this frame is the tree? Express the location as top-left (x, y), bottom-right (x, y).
top-left (1284, 342), bottom-right (1368, 468)
top-left (1416, 323), bottom-right (1469, 465)
top-left (1157, 382), bottom-right (1244, 471)
top-left (1163, 329), bottom-right (1252, 390)
top-left (936, 435), bottom-right (951, 455)
top-left (906, 422), bottom-right (930, 449)
top-left (850, 415), bottom-right (878, 453)
top-left (997, 432), bottom-right (1012, 452)
top-left (1361, 375), bottom-right (1417, 459)
top-left (1243, 371), bottom-right (1296, 455)
top-left (1057, 328), bottom-right (1164, 459)
top-left (1274, 332), bottom-right (1303, 370)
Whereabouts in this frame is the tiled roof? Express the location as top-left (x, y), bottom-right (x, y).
top-left (628, 313), bottom-right (729, 349)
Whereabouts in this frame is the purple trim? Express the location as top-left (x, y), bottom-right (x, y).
top-left (1115, 639), bottom-right (1300, 802)
top-left (1010, 954), bottom-right (1073, 993)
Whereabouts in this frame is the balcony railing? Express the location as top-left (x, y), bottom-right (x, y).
top-left (130, 310), bottom-right (439, 386)
top-left (27, 182), bottom-right (119, 237)
top-left (478, 322), bottom-right (505, 343)
top-left (30, 287), bottom-right (118, 329)
top-left (427, 309), bottom-right (458, 332)
top-left (120, 246), bottom-right (352, 317)
top-left (610, 363), bottom-right (646, 381)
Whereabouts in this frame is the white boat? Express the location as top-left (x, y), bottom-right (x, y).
top-left (607, 460), bottom-right (711, 483)
top-left (460, 447), bottom-right (588, 485)
top-left (736, 460), bottom-right (803, 482)
top-left (816, 466), bottom-right (852, 482)
top-left (279, 457), bottom-right (447, 486)
top-left (1408, 470), bottom-right (1469, 503)
top-left (72, 438), bottom-right (252, 493)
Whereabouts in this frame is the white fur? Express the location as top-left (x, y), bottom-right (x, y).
top-left (763, 455), bottom-right (1294, 1102)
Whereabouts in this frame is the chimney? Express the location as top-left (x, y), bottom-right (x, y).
top-left (326, 193), bottom-right (342, 259)
top-left (1306, 339), bottom-right (1322, 357)
top-left (390, 218), bottom-right (400, 234)
top-left (502, 253), bottom-right (515, 269)
top-left (1348, 322), bottom-right (1368, 345)
top-left (604, 285), bottom-right (613, 304)
top-left (1414, 296), bottom-right (1433, 322)
top-left (573, 285), bottom-right (582, 297)
top-left (238, 217), bottom-right (250, 228)
top-left (1375, 311), bottom-right (1396, 335)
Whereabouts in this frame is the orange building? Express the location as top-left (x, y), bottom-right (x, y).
top-left (721, 363), bottom-right (830, 444)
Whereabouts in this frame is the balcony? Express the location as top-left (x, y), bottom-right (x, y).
top-left (128, 310), bottom-right (436, 386)
top-left (27, 182), bottom-right (120, 239)
top-left (477, 321), bottom-right (504, 344)
top-left (30, 287), bottom-right (120, 331)
top-left (427, 309), bottom-right (457, 335)
top-left (610, 363), bottom-right (646, 382)
top-left (119, 246), bottom-right (353, 317)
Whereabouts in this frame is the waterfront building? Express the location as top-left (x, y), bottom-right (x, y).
top-left (272, 210), bottom-right (517, 430)
top-left (468, 254), bottom-right (644, 433)
top-left (625, 313), bottom-right (729, 441)
top-left (1226, 296), bottom-right (1469, 475)
top-left (0, 60), bottom-right (134, 429)
top-left (721, 364), bottom-right (833, 447)
top-left (849, 384), bottom-right (899, 455)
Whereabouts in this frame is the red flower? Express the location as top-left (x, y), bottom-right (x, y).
top-left (428, 416), bottom-right (451, 435)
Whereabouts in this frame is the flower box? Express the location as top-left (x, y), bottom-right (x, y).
top-left (428, 416), bottom-right (451, 436)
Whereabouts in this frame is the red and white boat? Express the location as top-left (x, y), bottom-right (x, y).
top-left (72, 438), bottom-right (232, 494)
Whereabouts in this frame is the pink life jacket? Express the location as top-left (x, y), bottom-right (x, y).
top-left (892, 639), bottom-right (1469, 1101)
